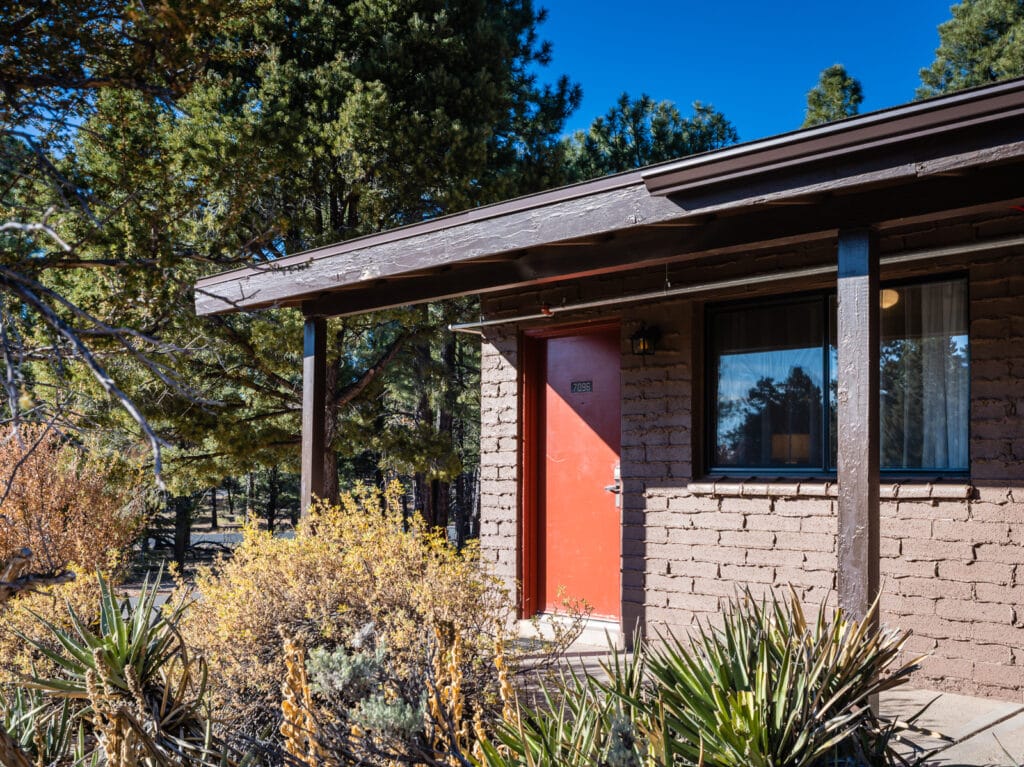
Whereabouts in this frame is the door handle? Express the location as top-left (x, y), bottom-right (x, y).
top-left (605, 463), bottom-right (622, 508)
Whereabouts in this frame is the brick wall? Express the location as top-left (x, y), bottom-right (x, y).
top-left (478, 324), bottom-right (519, 597)
top-left (882, 488), bottom-right (1024, 698)
top-left (477, 248), bottom-right (1024, 700)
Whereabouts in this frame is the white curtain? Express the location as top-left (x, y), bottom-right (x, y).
top-left (920, 280), bottom-right (969, 469)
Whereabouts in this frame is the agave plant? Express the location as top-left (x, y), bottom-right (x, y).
top-left (16, 569), bottom-right (244, 766)
top-left (641, 588), bottom-right (922, 767)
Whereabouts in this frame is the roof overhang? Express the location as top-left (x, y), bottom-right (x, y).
top-left (195, 78), bottom-right (1024, 318)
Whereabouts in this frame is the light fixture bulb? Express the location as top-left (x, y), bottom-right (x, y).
top-left (880, 288), bottom-right (900, 309)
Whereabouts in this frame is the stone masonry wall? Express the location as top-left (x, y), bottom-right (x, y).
top-left (477, 248), bottom-right (1024, 700)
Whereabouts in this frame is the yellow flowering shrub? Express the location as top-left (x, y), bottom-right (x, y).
top-left (178, 482), bottom-right (513, 732)
top-left (0, 568), bottom-right (102, 683)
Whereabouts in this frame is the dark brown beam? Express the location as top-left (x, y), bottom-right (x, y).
top-left (300, 316), bottom-right (327, 514)
top-left (301, 163), bottom-right (1024, 318)
top-left (644, 78), bottom-right (1024, 195)
top-left (195, 181), bottom-right (686, 315)
top-left (836, 229), bottom-right (880, 626)
top-left (301, 221), bottom-right (837, 317)
top-left (670, 132), bottom-right (1024, 218)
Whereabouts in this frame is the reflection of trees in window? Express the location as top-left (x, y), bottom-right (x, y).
top-left (717, 366), bottom-right (823, 467)
top-left (710, 277), bottom-right (968, 473)
top-left (880, 337), bottom-right (969, 470)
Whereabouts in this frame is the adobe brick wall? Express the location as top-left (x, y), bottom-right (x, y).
top-left (478, 324), bottom-right (519, 598)
top-left (477, 247), bottom-right (1024, 701)
top-left (882, 488), bottom-right (1024, 698)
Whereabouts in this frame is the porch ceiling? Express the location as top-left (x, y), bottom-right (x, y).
top-left (195, 78), bottom-right (1024, 319)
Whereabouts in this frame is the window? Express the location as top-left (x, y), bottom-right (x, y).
top-left (709, 277), bottom-right (969, 474)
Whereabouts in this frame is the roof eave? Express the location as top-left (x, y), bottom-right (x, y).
top-left (641, 77), bottom-right (1024, 197)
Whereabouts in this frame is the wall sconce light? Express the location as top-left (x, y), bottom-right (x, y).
top-left (880, 288), bottom-right (900, 310)
top-left (630, 323), bottom-right (661, 356)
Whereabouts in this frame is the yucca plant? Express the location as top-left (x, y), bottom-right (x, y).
top-left (477, 645), bottom-right (656, 767)
top-left (642, 588), bottom-right (922, 767)
top-left (1, 684), bottom-right (82, 765)
top-left (16, 569), bottom-right (245, 766)
top-left (477, 589), bottom-right (929, 767)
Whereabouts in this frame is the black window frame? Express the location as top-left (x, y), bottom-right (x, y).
top-left (704, 274), bottom-right (970, 479)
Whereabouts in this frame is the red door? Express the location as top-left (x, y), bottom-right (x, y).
top-left (537, 327), bottom-right (621, 620)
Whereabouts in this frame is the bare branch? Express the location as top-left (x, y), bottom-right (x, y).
top-left (0, 548), bottom-right (75, 605)
top-left (0, 207), bottom-right (73, 251)
top-left (0, 276), bottom-right (168, 486)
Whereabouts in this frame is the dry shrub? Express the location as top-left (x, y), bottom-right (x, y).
top-left (179, 482), bottom-right (513, 733)
top-left (0, 567), bottom-right (102, 684)
top-left (0, 425), bottom-right (144, 574)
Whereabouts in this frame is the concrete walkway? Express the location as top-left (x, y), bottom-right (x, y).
top-left (883, 689), bottom-right (1024, 766)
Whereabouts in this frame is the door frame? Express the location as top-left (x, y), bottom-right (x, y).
top-left (519, 319), bottom-right (621, 618)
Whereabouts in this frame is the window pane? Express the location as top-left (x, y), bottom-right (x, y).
top-left (879, 279), bottom-right (969, 470)
top-left (828, 295), bottom-right (837, 469)
top-left (713, 300), bottom-right (825, 468)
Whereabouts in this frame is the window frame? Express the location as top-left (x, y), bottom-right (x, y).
top-left (703, 274), bottom-right (970, 479)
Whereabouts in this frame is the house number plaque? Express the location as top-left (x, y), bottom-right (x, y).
top-left (570, 380), bottom-right (593, 393)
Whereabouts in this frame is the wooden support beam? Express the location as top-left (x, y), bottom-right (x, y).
top-left (836, 229), bottom-right (880, 626)
top-left (300, 316), bottom-right (327, 515)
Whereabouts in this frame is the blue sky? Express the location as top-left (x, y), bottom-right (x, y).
top-left (536, 1), bottom-right (954, 142)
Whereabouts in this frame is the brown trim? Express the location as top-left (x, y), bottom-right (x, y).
top-left (690, 302), bottom-right (706, 479)
top-left (518, 333), bottom-right (542, 618)
top-left (195, 79), bottom-right (1024, 317)
top-left (197, 160), bottom-right (1024, 317)
top-left (642, 77), bottom-right (1024, 196)
top-left (197, 171), bottom-right (647, 289)
top-left (300, 317), bottom-right (327, 513)
top-left (835, 229), bottom-right (881, 626)
top-left (198, 78), bottom-right (1024, 288)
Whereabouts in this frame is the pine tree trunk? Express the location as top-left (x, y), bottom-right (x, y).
top-left (266, 466), bottom-right (279, 532)
top-left (433, 477), bottom-right (450, 531)
top-left (173, 495), bottom-right (191, 572)
top-left (414, 471), bottom-right (430, 526)
top-left (246, 472), bottom-right (255, 519)
top-left (210, 486), bottom-right (219, 530)
top-left (322, 358), bottom-right (340, 505)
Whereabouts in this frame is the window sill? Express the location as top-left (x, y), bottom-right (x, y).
top-left (687, 480), bottom-right (973, 500)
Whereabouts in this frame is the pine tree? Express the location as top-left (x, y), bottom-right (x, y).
top-left (918, 0), bottom-right (1024, 97)
top-left (802, 65), bottom-right (864, 127)
top-left (563, 93), bottom-right (737, 182)
top-left (29, 1), bottom-right (579, 532)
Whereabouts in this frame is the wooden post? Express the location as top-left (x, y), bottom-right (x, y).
top-left (836, 229), bottom-right (880, 627)
top-left (300, 316), bottom-right (327, 515)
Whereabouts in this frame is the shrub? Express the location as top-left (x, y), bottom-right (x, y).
top-left (0, 566), bottom-right (102, 684)
top-left (479, 589), bottom-right (924, 767)
top-left (12, 570), bottom-right (243, 766)
top-left (178, 482), bottom-right (513, 737)
top-left (0, 425), bottom-right (144, 575)
top-left (643, 589), bottom-right (920, 767)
